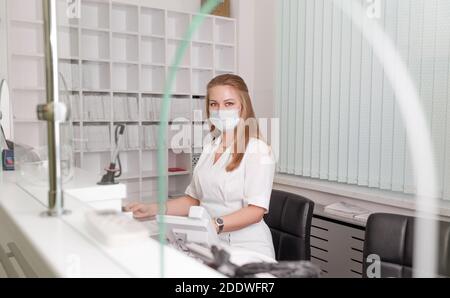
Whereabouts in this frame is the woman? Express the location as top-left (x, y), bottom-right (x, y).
top-left (125, 74), bottom-right (276, 258)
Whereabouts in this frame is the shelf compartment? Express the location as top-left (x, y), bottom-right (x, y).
top-left (56, 0), bottom-right (79, 26)
top-left (58, 26), bottom-right (79, 58)
top-left (112, 33), bottom-right (138, 62)
top-left (141, 65), bottom-right (165, 93)
top-left (117, 172), bottom-right (141, 181)
top-left (215, 18), bottom-right (235, 44)
top-left (169, 67), bottom-right (190, 94)
top-left (14, 122), bottom-right (47, 149)
top-left (168, 123), bottom-right (192, 150)
top-left (168, 174), bottom-right (191, 198)
top-left (83, 92), bottom-right (111, 121)
top-left (192, 42), bottom-right (213, 69)
top-left (82, 151), bottom-right (111, 175)
top-left (215, 45), bottom-right (235, 71)
top-left (120, 128), bottom-right (140, 151)
top-left (141, 178), bottom-right (160, 203)
top-left (192, 121), bottom-right (209, 149)
top-left (142, 149), bottom-right (158, 174)
top-left (122, 181), bottom-right (141, 199)
top-left (83, 123), bottom-right (111, 152)
top-left (63, 91), bottom-right (82, 121)
top-left (10, 56), bottom-right (45, 89)
top-left (141, 94), bottom-right (162, 121)
top-left (141, 7), bottom-right (165, 37)
top-left (168, 149), bottom-right (191, 173)
top-left (192, 69), bottom-right (213, 96)
top-left (59, 59), bottom-right (80, 90)
top-left (80, 0), bottom-right (110, 30)
top-left (113, 93), bottom-right (139, 121)
top-left (11, 89), bottom-right (46, 121)
top-left (8, 0), bottom-right (43, 22)
top-left (192, 96), bottom-right (207, 122)
top-left (112, 63), bottom-right (139, 92)
top-left (141, 124), bottom-right (160, 149)
top-left (81, 29), bottom-right (110, 60)
top-left (82, 61), bottom-right (110, 90)
top-left (169, 95), bottom-right (191, 121)
top-left (167, 11), bottom-right (190, 39)
top-left (10, 22), bottom-right (44, 55)
top-left (73, 124), bottom-right (82, 152)
top-left (192, 15), bottom-right (213, 42)
top-left (111, 3), bottom-right (139, 33)
top-left (141, 36), bottom-right (165, 65)
top-left (167, 39), bottom-right (190, 67)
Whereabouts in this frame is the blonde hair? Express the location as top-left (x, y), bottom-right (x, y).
top-left (206, 74), bottom-right (262, 172)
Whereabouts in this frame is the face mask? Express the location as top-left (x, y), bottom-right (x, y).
top-left (209, 109), bottom-right (241, 132)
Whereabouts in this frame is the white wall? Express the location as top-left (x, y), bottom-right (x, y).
top-left (0, 0), bottom-right (7, 79)
top-left (231, 0), bottom-right (276, 120)
top-left (230, 0), bottom-right (277, 146)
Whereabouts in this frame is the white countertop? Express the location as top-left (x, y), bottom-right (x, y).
top-left (0, 170), bottom-right (224, 277)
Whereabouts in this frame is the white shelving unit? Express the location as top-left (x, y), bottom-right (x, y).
top-left (6, 0), bottom-right (237, 202)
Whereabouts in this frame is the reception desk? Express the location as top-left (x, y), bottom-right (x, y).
top-left (0, 170), bottom-right (223, 278)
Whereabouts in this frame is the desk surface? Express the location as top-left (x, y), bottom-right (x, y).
top-left (0, 170), bottom-right (224, 277)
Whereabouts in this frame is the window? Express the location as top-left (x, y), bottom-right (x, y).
top-left (276, 0), bottom-right (450, 201)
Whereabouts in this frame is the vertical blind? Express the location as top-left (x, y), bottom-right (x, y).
top-left (276, 0), bottom-right (450, 200)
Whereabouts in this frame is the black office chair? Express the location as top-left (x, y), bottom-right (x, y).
top-left (363, 213), bottom-right (450, 278)
top-left (264, 190), bottom-right (314, 261)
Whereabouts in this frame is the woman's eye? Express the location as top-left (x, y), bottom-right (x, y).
top-left (210, 103), bottom-right (217, 107)
top-left (225, 102), bottom-right (234, 107)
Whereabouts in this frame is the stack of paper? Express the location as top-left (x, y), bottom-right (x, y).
top-left (142, 125), bottom-right (158, 149)
top-left (59, 62), bottom-right (79, 90)
top-left (142, 96), bottom-right (161, 121)
top-left (70, 94), bottom-right (81, 121)
top-left (127, 96), bottom-right (139, 120)
top-left (192, 98), bottom-right (206, 121)
top-left (85, 125), bottom-right (110, 151)
top-left (84, 94), bottom-right (109, 120)
top-left (324, 202), bottom-right (371, 221)
top-left (123, 125), bottom-right (140, 149)
top-left (73, 125), bottom-right (82, 151)
top-left (113, 95), bottom-right (127, 121)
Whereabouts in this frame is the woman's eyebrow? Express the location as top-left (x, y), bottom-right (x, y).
top-left (209, 98), bottom-right (235, 103)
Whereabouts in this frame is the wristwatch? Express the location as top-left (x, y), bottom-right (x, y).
top-left (214, 217), bottom-right (224, 234)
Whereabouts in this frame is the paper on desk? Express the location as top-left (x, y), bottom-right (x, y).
top-left (122, 212), bottom-right (160, 236)
top-left (324, 202), bottom-right (371, 220)
top-left (353, 213), bottom-right (371, 222)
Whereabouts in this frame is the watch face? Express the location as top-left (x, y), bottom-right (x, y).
top-left (216, 217), bottom-right (224, 225)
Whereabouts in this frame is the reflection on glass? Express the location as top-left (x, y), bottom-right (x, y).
top-left (15, 143), bottom-right (74, 187)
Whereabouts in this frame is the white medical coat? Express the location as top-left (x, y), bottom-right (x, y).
top-left (185, 135), bottom-right (276, 258)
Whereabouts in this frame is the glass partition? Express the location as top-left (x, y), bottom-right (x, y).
top-left (4, 0), bottom-right (239, 278)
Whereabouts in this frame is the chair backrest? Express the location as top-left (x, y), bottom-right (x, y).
top-left (264, 190), bottom-right (314, 261)
top-left (363, 213), bottom-right (450, 278)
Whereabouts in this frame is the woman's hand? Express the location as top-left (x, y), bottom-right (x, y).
top-left (124, 202), bottom-right (156, 219)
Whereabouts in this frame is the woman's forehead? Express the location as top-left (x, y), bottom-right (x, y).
top-left (209, 85), bottom-right (240, 101)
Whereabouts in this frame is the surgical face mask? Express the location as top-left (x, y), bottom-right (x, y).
top-left (209, 109), bottom-right (241, 132)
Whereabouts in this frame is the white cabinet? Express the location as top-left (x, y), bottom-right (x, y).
top-left (6, 0), bottom-right (237, 202)
top-left (0, 220), bottom-right (37, 278)
top-left (310, 216), bottom-right (366, 278)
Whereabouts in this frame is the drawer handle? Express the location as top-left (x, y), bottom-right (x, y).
top-left (0, 244), bottom-right (19, 278)
top-left (7, 243), bottom-right (37, 278)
